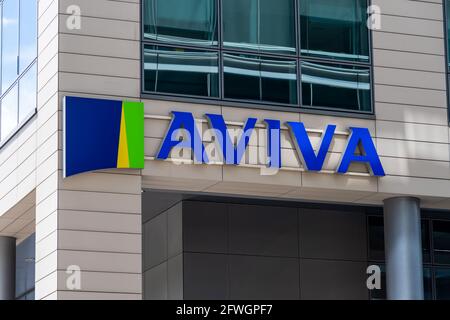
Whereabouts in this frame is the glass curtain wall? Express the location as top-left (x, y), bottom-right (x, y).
top-left (142, 0), bottom-right (372, 113)
top-left (0, 0), bottom-right (37, 145)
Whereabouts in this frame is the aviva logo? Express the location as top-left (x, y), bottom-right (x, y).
top-left (63, 96), bottom-right (144, 177)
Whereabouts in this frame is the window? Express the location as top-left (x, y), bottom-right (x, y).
top-left (367, 216), bottom-right (384, 261)
top-left (142, 0), bottom-right (373, 113)
top-left (1, 0), bottom-right (19, 94)
top-left (19, 0), bottom-right (37, 73)
top-left (436, 268), bottom-right (450, 300)
top-left (18, 63), bottom-right (37, 122)
top-left (15, 234), bottom-right (35, 300)
top-left (0, 0), bottom-right (37, 145)
top-left (301, 61), bottom-right (371, 111)
top-left (144, 0), bottom-right (218, 46)
top-left (1, 84), bottom-right (18, 139)
top-left (143, 45), bottom-right (219, 97)
top-left (223, 53), bottom-right (298, 104)
top-left (433, 220), bottom-right (450, 264)
top-left (300, 0), bottom-right (369, 62)
top-left (368, 215), bottom-right (450, 300)
top-left (222, 0), bottom-right (296, 54)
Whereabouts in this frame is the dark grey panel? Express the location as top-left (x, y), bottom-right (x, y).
top-left (144, 262), bottom-right (167, 300)
top-left (168, 254), bottom-right (183, 300)
top-left (168, 203), bottom-right (183, 259)
top-left (299, 209), bottom-right (367, 261)
top-left (183, 201), bottom-right (228, 254)
top-left (299, 259), bottom-right (369, 300)
top-left (229, 255), bottom-right (300, 300)
top-left (229, 204), bottom-right (298, 257)
top-left (143, 213), bottom-right (167, 270)
top-left (142, 191), bottom-right (183, 223)
top-left (183, 253), bottom-right (228, 300)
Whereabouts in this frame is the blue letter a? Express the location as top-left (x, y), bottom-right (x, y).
top-left (337, 127), bottom-right (385, 176)
top-left (157, 111), bottom-right (207, 163)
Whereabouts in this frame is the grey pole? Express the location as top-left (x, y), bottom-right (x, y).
top-left (383, 197), bottom-right (423, 300)
top-left (0, 236), bottom-right (15, 300)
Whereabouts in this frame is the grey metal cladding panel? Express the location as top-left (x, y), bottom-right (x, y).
top-left (168, 203), bottom-right (183, 259)
top-left (144, 262), bottom-right (167, 300)
top-left (143, 213), bottom-right (167, 271)
top-left (168, 254), bottom-right (183, 300)
top-left (142, 191), bottom-right (183, 223)
top-left (228, 204), bottom-right (299, 257)
top-left (183, 201), bottom-right (228, 254)
top-left (228, 255), bottom-right (300, 300)
top-left (183, 253), bottom-right (229, 300)
top-left (299, 208), bottom-right (367, 261)
top-left (300, 259), bottom-right (369, 300)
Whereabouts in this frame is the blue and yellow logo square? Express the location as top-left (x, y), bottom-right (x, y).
top-left (64, 96), bottom-right (144, 177)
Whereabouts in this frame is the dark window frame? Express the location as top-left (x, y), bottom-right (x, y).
top-left (140, 0), bottom-right (375, 118)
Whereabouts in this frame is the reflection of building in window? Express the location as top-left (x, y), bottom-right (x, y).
top-left (141, 0), bottom-right (373, 114)
top-left (0, 0), bottom-right (37, 144)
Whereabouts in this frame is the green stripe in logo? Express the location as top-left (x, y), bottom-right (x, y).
top-left (123, 101), bottom-right (144, 169)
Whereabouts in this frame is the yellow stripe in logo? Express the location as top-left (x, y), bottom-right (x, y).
top-left (117, 107), bottom-right (130, 168)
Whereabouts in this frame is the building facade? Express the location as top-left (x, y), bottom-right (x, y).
top-left (0, 0), bottom-right (450, 300)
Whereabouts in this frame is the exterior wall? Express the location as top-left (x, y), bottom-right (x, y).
top-left (372, 0), bottom-right (450, 208)
top-left (140, 0), bottom-right (450, 210)
top-left (142, 195), bottom-right (370, 300)
top-left (34, 0), bottom-right (60, 300)
top-left (0, 0), bottom-right (449, 300)
top-left (34, 0), bottom-right (143, 300)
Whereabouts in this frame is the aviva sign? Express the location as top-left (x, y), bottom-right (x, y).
top-left (63, 97), bottom-right (385, 177)
top-left (63, 96), bottom-right (144, 177)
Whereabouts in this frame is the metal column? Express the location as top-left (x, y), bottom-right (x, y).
top-left (0, 236), bottom-right (15, 300)
top-left (383, 197), bottom-right (424, 300)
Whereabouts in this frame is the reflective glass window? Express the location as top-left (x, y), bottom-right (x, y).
top-left (2, 0), bottom-right (19, 93)
top-left (144, 0), bottom-right (218, 46)
top-left (19, 0), bottom-right (37, 73)
top-left (368, 216), bottom-right (384, 261)
top-left (422, 220), bottom-right (431, 264)
top-left (144, 45), bottom-right (219, 97)
top-left (141, 0), bottom-right (373, 113)
top-left (301, 61), bottom-right (371, 112)
top-left (223, 53), bottom-right (298, 104)
top-left (19, 63), bottom-right (37, 122)
top-left (423, 267), bottom-right (433, 300)
top-left (300, 0), bottom-right (369, 62)
top-left (433, 220), bottom-right (450, 264)
top-left (436, 268), bottom-right (450, 300)
top-left (1, 84), bottom-right (18, 140)
top-left (223, 0), bottom-right (296, 54)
